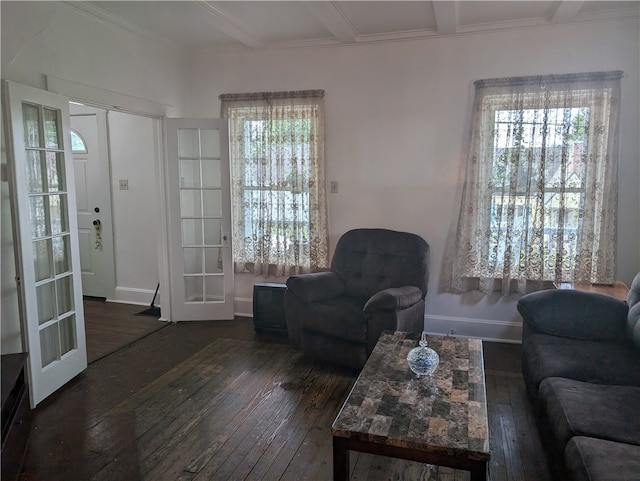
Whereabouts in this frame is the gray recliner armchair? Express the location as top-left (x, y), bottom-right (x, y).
top-left (284, 228), bottom-right (430, 371)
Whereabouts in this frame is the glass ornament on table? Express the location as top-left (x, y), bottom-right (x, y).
top-left (407, 331), bottom-right (439, 377)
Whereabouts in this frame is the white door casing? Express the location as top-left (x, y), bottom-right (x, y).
top-left (164, 118), bottom-right (234, 321)
top-left (2, 80), bottom-right (87, 407)
top-left (71, 112), bottom-right (116, 299)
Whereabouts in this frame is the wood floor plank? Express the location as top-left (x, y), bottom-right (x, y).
top-left (506, 376), bottom-right (552, 481)
top-left (84, 299), bottom-right (167, 363)
top-left (486, 374), bottom-right (508, 481)
top-left (267, 373), bottom-right (353, 481)
top-left (498, 402), bottom-right (526, 481)
top-left (144, 344), bottom-right (296, 480)
top-left (181, 349), bottom-right (313, 480)
top-left (277, 378), bottom-right (353, 481)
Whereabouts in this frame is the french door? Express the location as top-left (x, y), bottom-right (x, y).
top-left (3, 80), bottom-right (87, 407)
top-left (164, 118), bottom-right (234, 321)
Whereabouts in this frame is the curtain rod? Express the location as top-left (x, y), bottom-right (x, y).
top-left (219, 90), bottom-right (324, 101)
top-left (474, 70), bottom-right (623, 88)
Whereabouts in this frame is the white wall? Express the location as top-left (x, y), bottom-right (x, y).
top-left (1, 2), bottom-right (189, 351)
top-left (1, 2), bottom-right (190, 115)
top-left (190, 18), bottom-right (640, 341)
top-left (108, 111), bottom-right (160, 305)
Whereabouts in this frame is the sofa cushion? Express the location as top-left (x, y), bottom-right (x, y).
top-left (522, 334), bottom-right (640, 404)
top-left (300, 296), bottom-right (368, 343)
top-left (540, 377), bottom-right (640, 453)
top-left (565, 436), bottom-right (640, 481)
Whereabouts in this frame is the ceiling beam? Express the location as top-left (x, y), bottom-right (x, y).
top-left (198, 1), bottom-right (265, 50)
top-left (551, 1), bottom-right (584, 24)
top-left (433, 1), bottom-right (458, 35)
top-left (303, 1), bottom-right (358, 44)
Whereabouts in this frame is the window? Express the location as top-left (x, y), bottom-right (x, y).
top-left (452, 72), bottom-right (622, 294)
top-left (220, 91), bottom-right (329, 276)
top-left (70, 130), bottom-right (87, 153)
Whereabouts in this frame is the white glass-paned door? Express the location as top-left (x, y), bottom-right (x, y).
top-left (3, 80), bottom-right (87, 407)
top-left (165, 119), bottom-right (233, 321)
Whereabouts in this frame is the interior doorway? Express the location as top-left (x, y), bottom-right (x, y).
top-left (69, 102), bottom-right (164, 361)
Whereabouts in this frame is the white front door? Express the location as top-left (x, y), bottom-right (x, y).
top-left (164, 118), bottom-right (234, 321)
top-left (71, 111), bottom-right (116, 299)
top-left (2, 80), bottom-right (87, 407)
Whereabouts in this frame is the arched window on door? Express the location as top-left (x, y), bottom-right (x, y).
top-left (70, 129), bottom-right (87, 154)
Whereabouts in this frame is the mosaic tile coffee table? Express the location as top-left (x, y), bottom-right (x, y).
top-left (331, 330), bottom-right (490, 480)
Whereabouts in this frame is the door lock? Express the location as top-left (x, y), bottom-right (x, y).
top-left (93, 219), bottom-right (102, 249)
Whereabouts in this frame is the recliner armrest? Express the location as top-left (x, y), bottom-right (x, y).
top-left (286, 272), bottom-right (345, 303)
top-left (517, 289), bottom-right (628, 342)
top-left (364, 286), bottom-right (423, 314)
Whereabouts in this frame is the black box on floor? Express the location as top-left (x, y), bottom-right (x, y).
top-left (252, 283), bottom-right (287, 333)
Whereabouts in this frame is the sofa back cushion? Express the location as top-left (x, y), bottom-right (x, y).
top-left (331, 228), bottom-right (430, 300)
top-left (628, 272), bottom-right (640, 350)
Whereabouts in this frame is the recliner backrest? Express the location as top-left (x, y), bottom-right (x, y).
top-left (331, 228), bottom-right (430, 300)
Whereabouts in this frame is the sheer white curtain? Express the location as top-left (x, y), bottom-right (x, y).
top-left (220, 90), bottom-right (329, 276)
top-left (452, 71), bottom-right (622, 294)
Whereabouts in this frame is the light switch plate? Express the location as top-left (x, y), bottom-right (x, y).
top-left (119, 179), bottom-right (129, 190)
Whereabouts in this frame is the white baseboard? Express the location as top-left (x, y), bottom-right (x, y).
top-left (234, 297), bottom-right (253, 318)
top-left (235, 295), bottom-right (521, 343)
top-left (424, 314), bottom-right (522, 343)
top-left (113, 287), bottom-right (158, 306)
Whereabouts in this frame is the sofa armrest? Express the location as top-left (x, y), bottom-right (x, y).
top-left (363, 286), bottom-right (423, 314)
top-left (285, 272), bottom-right (345, 303)
top-left (517, 289), bottom-right (628, 342)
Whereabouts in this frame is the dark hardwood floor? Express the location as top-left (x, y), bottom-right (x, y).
top-left (16, 308), bottom-right (551, 481)
top-left (84, 299), bottom-right (168, 363)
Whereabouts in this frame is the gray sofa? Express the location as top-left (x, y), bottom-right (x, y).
top-left (518, 272), bottom-right (640, 481)
top-left (284, 228), bottom-right (429, 371)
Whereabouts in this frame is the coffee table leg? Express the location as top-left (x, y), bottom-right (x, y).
top-left (333, 436), bottom-right (349, 481)
top-left (470, 461), bottom-right (487, 481)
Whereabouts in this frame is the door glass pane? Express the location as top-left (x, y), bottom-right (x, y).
top-left (44, 108), bottom-right (60, 149)
top-left (182, 219), bottom-right (203, 246)
top-left (53, 235), bottom-right (71, 275)
top-left (202, 159), bottom-right (221, 188)
top-left (204, 247), bottom-right (223, 273)
top-left (36, 282), bottom-right (56, 325)
top-left (203, 190), bottom-right (222, 217)
top-left (178, 129), bottom-right (199, 158)
top-left (27, 150), bottom-right (44, 193)
top-left (203, 219), bottom-right (222, 245)
top-left (40, 323), bottom-right (60, 368)
top-left (46, 152), bottom-right (64, 192)
top-left (183, 248), bottom-right (203, 274)
top-left (30, 195), bottom-right (48, 238)
top-left (200, 129), bottom-right (220, 158)
top-left (56, 275), bottom-right (74, 316)
top-left (179, 159), bottom-right (201, 188)
top-left (59, 315), bottom-right (77, 355)
top-left (49, 194), bottom-right (68, 235)
top-left (33, 239), bottom-right (52, 282)
top-left (184, 276), bottom-right (203, 302)
top-left (180, 190), bottom-right (202, 218)
top-left (205, 276), bottom-right (224, 301)
top-left (70, 130), bottom-right (87, 153)
top-left (22, 103), bottom-right (40, 148)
